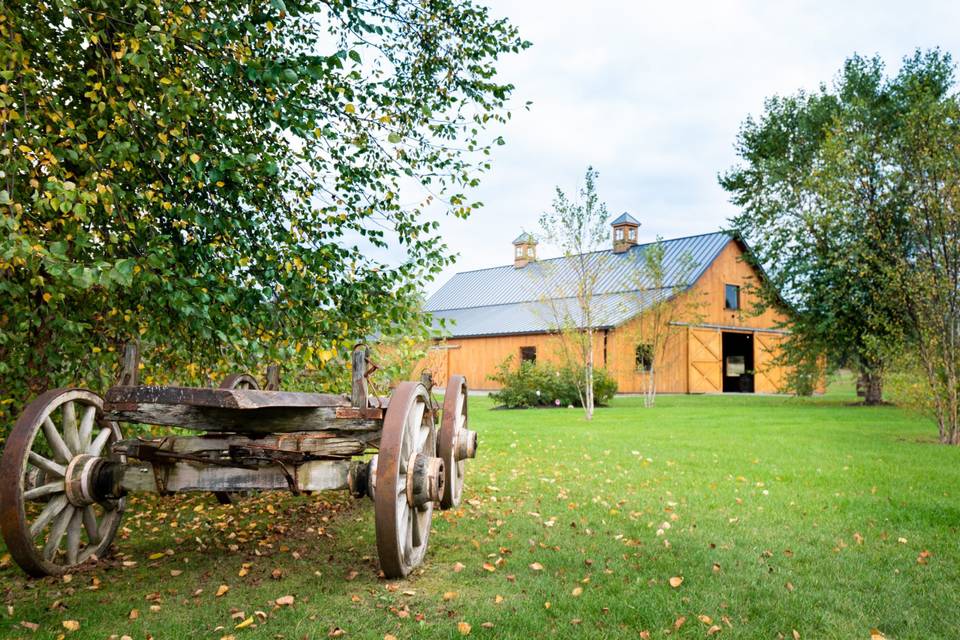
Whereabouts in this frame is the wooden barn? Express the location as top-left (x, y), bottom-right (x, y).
top-left (422, 217), bottom-right (800, 394)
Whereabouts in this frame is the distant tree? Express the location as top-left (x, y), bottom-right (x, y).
top-left (538, 166), bottom-right (610, 420)
top-left (0, 0), bottom-right (528, 431)
top-left (623, 238), bottom-right (703, 407)
top-left (883, 65), bottom-right (960, 443)
top-left (719, 52), bottom-right (951, 405)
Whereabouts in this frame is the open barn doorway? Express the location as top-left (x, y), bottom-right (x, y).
top-left (722, 332), bottom-right (754, 393)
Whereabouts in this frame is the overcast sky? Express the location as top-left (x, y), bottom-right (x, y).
top-left (415, 0), bottom-right (960, 295)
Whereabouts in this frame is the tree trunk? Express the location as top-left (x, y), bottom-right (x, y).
top-left (584, 329), bottom-right (594, 420)
top-left (862, 371), bottom-right (883, 405)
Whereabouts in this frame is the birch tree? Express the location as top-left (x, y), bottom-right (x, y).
top-left (538, 167), bottom-right (610, 420)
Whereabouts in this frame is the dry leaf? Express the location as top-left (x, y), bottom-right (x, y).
top-left (129, 609), bottom-right (140, 620)
top-left (640, 632), bottom-right (651, 639)
top-left (707, 624), bottom-right (722, 635)
top-left (385, 636), bottom-right (398, 640)
top-left (917, 550), bottom-right (932, 565)
top-left (62, 620), bottom-right (80, 632)
top-left (529, 562), bottom-right (544, 571)
top-left (673, 616), bottom-right (687, 630)
top-left (443, 592), bottom-right (458, 601)
top-left (792, 631), bottom-right (801, 640)
top-left (482, 563), bottom-right (496, 572)
top-left (669, 576), bottom-right (683, 588)
top-left (216, 585), bottom-right (230, 597)
top-left (453, 562), bottom-right (465, 573)
top-left (494, 595), bottom-right (504, 604)
top-left (275, 595), bottom-right (295, 606)
top-left (20, 621), bottom-right (39, 632)
top-left (481, 622), bottom-right (494, 629)
top-left (698, 615), bottom-right (713, 624)
top-left (328, 627), bottom-right (345, 637)
top-left (870, 630), bottom-right (886, 640)
top-left (571, 587), bottom-right (583, 597)
top-left (458, 621), bottom-right (472, 635)
top-left (170, 570), bottom-right (183, 577)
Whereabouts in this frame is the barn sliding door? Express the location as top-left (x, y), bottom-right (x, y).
top-left (688, 328), bottom-right (721, 393)
top-left (754, 333), bottom-right (784, 393)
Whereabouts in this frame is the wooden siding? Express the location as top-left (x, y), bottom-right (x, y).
top-left (421, 239), bottom-right (801, 394)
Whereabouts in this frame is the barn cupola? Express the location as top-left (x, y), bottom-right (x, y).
top-left (611, 212), bottom-right (640, 253)
top-left (513, 232), bottom-right (538, 268)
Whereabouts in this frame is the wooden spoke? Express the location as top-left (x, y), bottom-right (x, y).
top-left (82, 506), bottom-right (101, 545)
top-left (62, 401), bottom-right (81, 454)
top-left (23, 480), bottom-right (65, 501)
top-left (43, 505), bottom-right (74, 561)
top-left (66, 509), bottom-right (82, 565)
top-left (42, 417), bottom-right (73, 464)
top-left (78, 405), bottom-right (97, 451)
top-left (28, 451), bottom-right (66, 478)
top-left (29, 495), bottom-right (68, 538)
top-left (86, 427), bottom-right (113, 456)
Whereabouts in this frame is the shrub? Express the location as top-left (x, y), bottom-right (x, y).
top-left (488, 356), bottom-right (617, 409)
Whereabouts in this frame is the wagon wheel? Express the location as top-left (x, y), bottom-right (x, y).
top-left (0, 389), bottom-right (125, 577)
top-left (213, 374), bottom-right (260, 505)
top-left (438, 375), bottom-right (478, 510)
top-left (374, 382), bottom-right (445, 578)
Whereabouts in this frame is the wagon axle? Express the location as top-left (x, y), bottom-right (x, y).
top-left (0, 344), bottom-right (477, 579)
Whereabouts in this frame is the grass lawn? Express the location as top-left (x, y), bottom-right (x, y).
top-left (2, 382), bottom-right (959, 639)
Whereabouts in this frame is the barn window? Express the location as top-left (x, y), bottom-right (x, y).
top-left (635, 344), bottom-right (653, 372)
top-left (628, 227), bottom-right (636, 240)
top-left (615, 228), bottom-right (624, 240)
top-left (520, 346), bottom-right (537, 363)
top-left (515, 246), bottom-right (523, 258)
top-left (725, 284), bottom-right (740, 310)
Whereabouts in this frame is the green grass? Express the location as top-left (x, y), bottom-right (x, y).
top-left (3, 383), bottom-right (960, 639)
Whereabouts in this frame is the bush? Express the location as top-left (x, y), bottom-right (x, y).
top-left (488, 357), bottom-right (617, 409)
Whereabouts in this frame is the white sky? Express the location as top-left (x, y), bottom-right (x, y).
top-left (412, 0), bottom-right (960, 295)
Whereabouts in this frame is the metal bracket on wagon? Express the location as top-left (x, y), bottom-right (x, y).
top-left (0, 341), bottom-right (477, 580)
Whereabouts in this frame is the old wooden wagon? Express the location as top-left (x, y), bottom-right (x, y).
top-left (0, 345), bottom-right (477, 579)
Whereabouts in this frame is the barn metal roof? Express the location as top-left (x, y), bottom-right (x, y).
top-left (426, 231), bottom-right (734, 338)
top-left (611, 212), bottom-right (640, 226)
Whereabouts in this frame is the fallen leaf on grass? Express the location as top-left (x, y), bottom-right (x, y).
top-left (345, 569), bottom-right (359, 581)
top-left (792, 631), bottom-right (800, 639)
top-left (707, 624), bottom-right (722, 635)
top-left (148, 552), bottom-right (166, 561)
top-left (482, 563), bottom-right (496, 572)
top-left (128, 609), bottom-right (139, 620)
top-left (20, 621), bottom-right (39, 632)
top-left (494, 595), bottom-right (504, 604)
top-left (698, 615), bottom-right (713, 624)
top-left (669, 576), bottom-right (683, 588)
top-left (571, 587), bottom-right (583, 597)
top-left (870, 630), bottom-right (886, 640)
top-left (235, 617), bottom-right (254, 629)
top-left (529, 562), bottom-right (543, 571)
top-left (481, 622), bottom-right (494, 629)
top-left (917, 550), bottom-right (932, 565)
top-left (275, 595), bottom-right (295, 606)
top-left (328, 627), bottom-right (345, 637)
top-left (673, 616), bottom-right (687, 630)
top-left (453, 562), bottom-right (465, 573)
top-left (216, 585), bottom-right (230, 597)
top-left (170, 570), bottom-right (183, 577)
top-left (62, 620), bottom-right (80, 632)
top-left (443, 592), bottom-right (458, 601)
top-left (458, 621), bottom-right (472, 635)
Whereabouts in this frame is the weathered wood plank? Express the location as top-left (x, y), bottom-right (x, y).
top-left (105, 385), bottom-right (351, 410)
top-left (116, 431), bottom-right (377, 458)
top-left (119, 460), bottom-right (352, 493)
top-left (103, 402), bottom-right (382, 433)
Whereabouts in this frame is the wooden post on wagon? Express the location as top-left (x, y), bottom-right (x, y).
top-left (265, 365), bottom-right (281, 391)
top-left (118, 341), bottom-right (140, 387)
top-left (352, 344), bottom-right (368, 409)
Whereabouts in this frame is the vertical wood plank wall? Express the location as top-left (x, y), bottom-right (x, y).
top-left (421, 240), bottom-right (797, 393)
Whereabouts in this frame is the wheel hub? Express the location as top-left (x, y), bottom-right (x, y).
top-left (455, 429), bottom-right (478, 461)
top-left (64, 454), bottom-right (105, 507)
top-left (406, 453), bottom-right (444, 508)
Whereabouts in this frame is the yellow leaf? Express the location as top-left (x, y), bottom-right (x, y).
top-left (148, 552), bottom-right (165, 560)
top-left (62, 620), bottom-right (80, 631)
top-left (190, 153), bottom-right (201, 163)
top-left (443, 591), bottom-right (457, 601)
top-left (344, 103), bottom-right (356, 114)
top-left (669, 576), bottom-right (683, 588)
top-left (571, 587), bottom-right (583, 597)
top-left (215, 584), bottom-right (230, 597)
top-left (457, 621), bottom-right (472, 635)
top-left (529, 562), bottom-right (543, 571)
top-left (42, 292), bottom-right (52, 303)
top-left (235, 617), bottom-right (254, 629)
